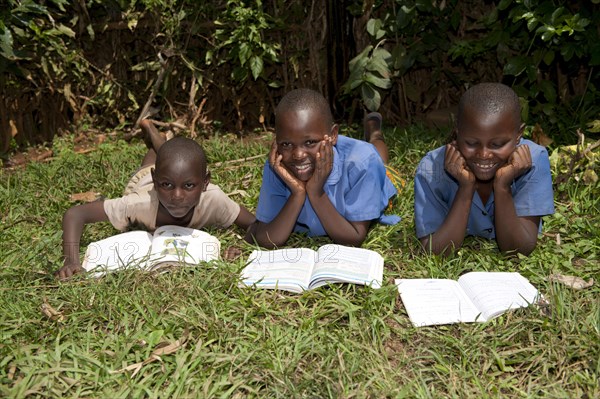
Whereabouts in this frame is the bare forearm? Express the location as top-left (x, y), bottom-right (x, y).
top-left (307, 191), bottom-right (368, 246)
top-left (62, 207), bottom-right (85, 265)
top-left (234, 206), bottom-right (256, 231)
top-left (421, 185), bottom-right (475, 255)
top-left (493, 186), bottom-right (538, 255)
top-left (61, 201), bottom-right (109, 266)
top-left (245, 193), bottom-right (305, 248)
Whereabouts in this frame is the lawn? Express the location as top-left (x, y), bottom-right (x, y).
top-left (0, 124), bottom-right (598, 398)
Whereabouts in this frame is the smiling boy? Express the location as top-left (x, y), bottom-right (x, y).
top-left (56, 120), bottom-right (255, 279)
top-left (414, 82), bottom-right (554, 256)
top-left (246, 88), bottom-right (399, 248)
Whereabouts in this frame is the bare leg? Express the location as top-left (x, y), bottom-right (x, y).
top-left (139, 119), bottom-right (165, 167)
top-left (364, 112), bottom-right (389, 164)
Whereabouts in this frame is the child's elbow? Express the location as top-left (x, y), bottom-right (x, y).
top-left (513, 241), bottom-right (537, 257)
top-left (333, 233), bottom-right (366, 247)
top-left (256, 235), bottom-right (287, 249)
top-left (244, 230), bottom-right (262, 247)
top-left (419, 236), bottom-right (457, 256)
top-left (62, 206), bottom-right (82, 228)
top-left (246, 237), bottom-right (283, 250)
top-left (519, 247), bottom-right (535, 256)
top-left (500, 239), bottom-right (537, 257)
top-left (244, 223), bottom-right (285, 249)
top-left (243, 224), bottom-right (257, 245)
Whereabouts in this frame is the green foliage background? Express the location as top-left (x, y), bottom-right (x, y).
top-left (345, 0), bottom-right (600, 143)
top-left (1, 0), bottom-right (599, 152)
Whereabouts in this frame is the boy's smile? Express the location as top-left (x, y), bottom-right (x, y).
top-left (152, 159), bottom-right (208, 222)
top-left (456, 107), bottom-right (522, 182)
top-left (275, 109), bottom-right (338, 182)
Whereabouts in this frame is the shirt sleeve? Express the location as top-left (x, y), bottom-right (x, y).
top-left (512, 143), bottom-right (555, 217)
top-left (193, 183), bottom-right (241, 228)
top-left (103, 197), bottom-right (130, 231)
top-left (103, 191), bottom-right (157, 231)
top-left (414, 149), bottom-right (453, 239)
top-left (255, 161), bottom-right (290, 223)
top-left (104, 191), bottom-right (158, 232)
top-left (342, 153), bottom-right (397, 222)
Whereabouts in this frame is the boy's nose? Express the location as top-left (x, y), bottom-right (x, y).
top-left (292, 146), bottom-right (305, 159)
top-left (478, 147), bottom-right (493, 158)
top-left (172, 188), bottom-right (184, 200)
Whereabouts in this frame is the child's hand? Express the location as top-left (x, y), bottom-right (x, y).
top-left (306, 135), bottom-right (334, 197)
top-left (444, 142), bottom-right (475, 186)
top-left (55, 262), bottom-right (85, 280)
top-left (268, 140), bottom-right (306, 195)
top-left (495, 144), bottom-right (532, 188)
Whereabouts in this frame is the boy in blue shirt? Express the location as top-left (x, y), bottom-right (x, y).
top-left (414, 82), bottom-right (554, 256)
top-left (246, 88), bottom-right (399, 248)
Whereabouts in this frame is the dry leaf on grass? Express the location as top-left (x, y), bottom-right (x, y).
top-left (69, 191), bottom-right (102, 202)
top-left (110, 328), bottom-right (189, 377)
top-left (6, 149), bottom-right (53, 168)
top-left (549, 274), bottom-right (594, 290)
top-left (226, 189), bottom-right (248, 198)
top-left (7, 364), bottom-right (16, 380)
top-left (532, 123), bottom-right (553, 147)
top-left (41, 300), bottom-right (65, 322)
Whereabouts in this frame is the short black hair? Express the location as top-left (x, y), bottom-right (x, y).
top-left (275, 88), bottom-right (333, 126)
top-left (458, 83), bottom-right (521, 131)
top-left (155, 137), bottom-right (207, 177)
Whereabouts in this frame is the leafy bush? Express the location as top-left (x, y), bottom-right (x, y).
top-left (210, 0), bottom-right (280, 84)
top-left (345, 0), bottom-right (600, 143)
top-left (0, 0), bottom-right (284, 146)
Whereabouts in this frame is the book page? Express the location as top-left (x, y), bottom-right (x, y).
top-left (458, 272), bottom-right (539, 321)
top-left (310, 245), bottom-right (383, 289)
top-left (240, 248), bottom-right (317, 293)
top-left (149, 225), bottom-right (220, 269)
top-left (395, 279), bottom-right (481, 327)
top-left (82, 231), bottom-right (153, 277)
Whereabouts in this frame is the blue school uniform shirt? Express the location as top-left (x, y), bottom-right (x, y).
top-left (414, 139), bottom-right (554, 239)
top-left (256, 135), bottom-right (400, 237)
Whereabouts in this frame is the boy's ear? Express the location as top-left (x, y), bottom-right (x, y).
top-left (203, 170), bottom-right (211, 191)
top-left (150, 167), bottom-right (156, 182)
top-left (329, 124), bottom-right (339, 145)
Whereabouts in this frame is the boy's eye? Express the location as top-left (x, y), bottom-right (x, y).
top-left (278, 142), bottom-right (291, 149)
top-left (305, 140), bottom-right (318, 147)
top-left (184, 183), bottom-right (196, 189)
top-left (490, 141), bottom-right (507, 149)
top-left (160, 182), bottom-right (173, 189)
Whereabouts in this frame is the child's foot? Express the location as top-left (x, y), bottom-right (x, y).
top-left (140, 119), bottom-right (167, 152)
top-left (364, 112), bottom-right (384, 143)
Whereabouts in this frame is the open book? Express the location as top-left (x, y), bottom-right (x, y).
top-left (395, 272), bottom-right (540, 327)
top-left (82, 225), bottom-right (220, 277)
top-left (240, 244), bottom-right (383, 293)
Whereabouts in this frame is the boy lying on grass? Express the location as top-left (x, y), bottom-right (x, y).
top-left (245, 88), bottom-right (400, 248)
top-left (414, 82), bottom-right (554, 256)
top-left (56, 120), bottom-right (256, 279)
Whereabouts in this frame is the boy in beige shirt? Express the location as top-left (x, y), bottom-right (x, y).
top-left (56, 120), bottom-right (255, 279)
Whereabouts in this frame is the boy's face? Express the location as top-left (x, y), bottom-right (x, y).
top-left (275, 108), bottom-right (338, 182)
top-left (456, 107), bottom-right (523, 182)
top-left (152, 158), bottom-right (209, 220)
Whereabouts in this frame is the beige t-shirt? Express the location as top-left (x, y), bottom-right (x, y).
top-left (103, 183), bottom-right (240, 232)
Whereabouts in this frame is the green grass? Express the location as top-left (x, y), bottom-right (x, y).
top-left (1, 126), bottom-right (598, 398)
